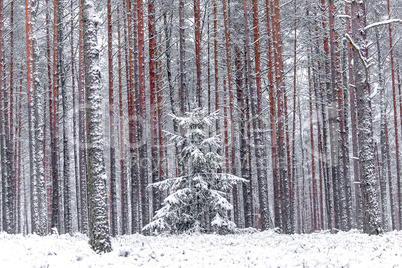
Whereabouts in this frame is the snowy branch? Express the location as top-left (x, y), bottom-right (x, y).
top-left (344, 34), bottom-right (369, 73)
top-left (365, 19), bottom-right (402, 31)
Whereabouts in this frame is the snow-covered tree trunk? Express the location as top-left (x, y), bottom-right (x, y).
top-left (124, 0), bottom-right (139, 234)
top-left (350, 0), bottom-right (381, 235)
top-left (273, 0), bottom-right (290, 233)
top-left (386, 0), bottom-right (402, 229)
top-left (56, 0), bottom-right (72, 235)
top-left (25, 0), bottom-right (38, 235)
top-left (179, 0), bottom-right (187, 115)
top-left (136, 0), bottom-right (150, 232)
top-left (0, 0), bottom-right (14, 234)
top-left (106, 0), bottom-right (117, 237)
top-left (194, 0), bottom-right (202, 107)
top-left (70, 0), bottom-right (80, 233)
top-left (81, 0), bottom-right (112, 253)
top-left (50, 0), bottom-right (63, 234)
top-left (265, 0), bottom-right (279, 231)
top-left (374, 7), bottom-right (390, 231)
top-left (31, 0), bottom-right (46, 235)
top-left (243, 0), bottom-right (271, 231)
top-left (234, 46), bottom-right (252, 228)
top-left (148, 0), bottom-right (161, 218)
top-left (78, 0), bottom-right (89, 234)
top-left (117, 6), bottom-right (128, 235)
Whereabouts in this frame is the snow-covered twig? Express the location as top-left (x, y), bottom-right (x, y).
top-left (365, 19), bottom-right (402, 31)
top-left (344, 34), bottom-right (369, 77)
top-left (338, 15), bottom-right (351, 19)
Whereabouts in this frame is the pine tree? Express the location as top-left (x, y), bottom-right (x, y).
top-left (82, 0), bottom-right (112, 253)
top-left (144, 108), bottom-right (246, 234)
top-left (349, 0), bottom-right (381, 235)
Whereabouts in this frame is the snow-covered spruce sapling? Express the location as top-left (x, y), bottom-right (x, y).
top-left (143, 108), bottom-right (246, 234)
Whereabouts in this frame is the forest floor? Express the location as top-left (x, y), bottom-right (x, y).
top-left (0, 229), bottom-right (401, 267)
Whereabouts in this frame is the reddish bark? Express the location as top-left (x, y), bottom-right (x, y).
top-left (273, 0), bottom-right (291, 233)
top-left (387, 0), bottom-right (401, 229)
top-left (252, 0), bottom-right (261, 115)
top-left (136, 0), bottom-right (150, 230)
top-left (125, 0), bottom-right (139, 233)
top-left (25, 0), bottom-right (35, 233)
top-left (194, 0), bottom-right (202, 107)
top-left (148, 0), bottom-right (160, 215)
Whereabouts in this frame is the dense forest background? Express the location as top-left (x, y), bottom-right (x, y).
top-left (0, 0), bottom-right (402, 241)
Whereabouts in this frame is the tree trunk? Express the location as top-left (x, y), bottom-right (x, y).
top-left (148, 0), bottom-right (160, 217)
top-left (351, 0), bottom-right (381, 235)
top-left (243, 0), bottom-right (270, 231)
top-left (45, 0), bottom-right (52, 233)
top-left (265, 0), bottom-right (279, 230)
top-left (78, 0), bottom-right (89, 234)
top-left (70, 0), bottom-right (80, 233)
top-left (1, 0), bottom-right (15, 234)
top-left (107, 0), bottom-right (117, 237)
top-left (345, 0), bottom-right (361, 229)
top-left (387, 0), bottom-right (401, 229)
top-left (125, 0), bottom-right (139, 234)
top-left (179, 0), bottom-right (187, 114)
top-left (51, 0), bottom-right (62, 234)
top-left (374, 7), bottom-right (390, 231)
top-left (117, 6), bottom-right (128, 235)
top-left (31, 0), bottom-right (46, 235)
top-left (136, 0), bottom-right (149, 232)
top-left (82, 0), bottom-right (112, 253)
top-left (9, 0), bottom-right (16, 234)
top-left (194, 0), bottom-right (202, 107)
top-left (25, 0), bottom-right (38, 234)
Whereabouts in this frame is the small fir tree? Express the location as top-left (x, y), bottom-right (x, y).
top-left (144, 108), bottom-right (246, 234)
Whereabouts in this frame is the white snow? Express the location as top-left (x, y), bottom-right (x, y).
top-left (365, 19), bottom-right (402, 31)
top-left (1, 230), bottom-right (401, 267)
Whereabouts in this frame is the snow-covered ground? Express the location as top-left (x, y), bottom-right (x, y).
top-left (0, 230), bottom-right (401, 267)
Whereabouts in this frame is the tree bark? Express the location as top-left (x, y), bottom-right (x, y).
top-left (351, 0), bottom-right (381, 235)
top-left (243, 0), bottom-right (271, 231)
top-left (194, 0), bottom-right (202, 107)
top-left (107, 0), bottom-right (117, 237)
top-left (82, 0), bottom-right (112, 253)
top-left (78, 0), bottom-right (89, 234)
top-left (148, 0), bottom-right (160, 217)
top-left (387, 0), bottom-right (401, 229)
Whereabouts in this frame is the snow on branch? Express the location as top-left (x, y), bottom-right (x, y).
top-left (344, 33), bottom-right (369, 72)
top-left (365, 19), bottom-right (402, 31)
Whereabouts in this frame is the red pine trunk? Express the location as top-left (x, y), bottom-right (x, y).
top-left (194, 0), bottom-right (202, 107)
